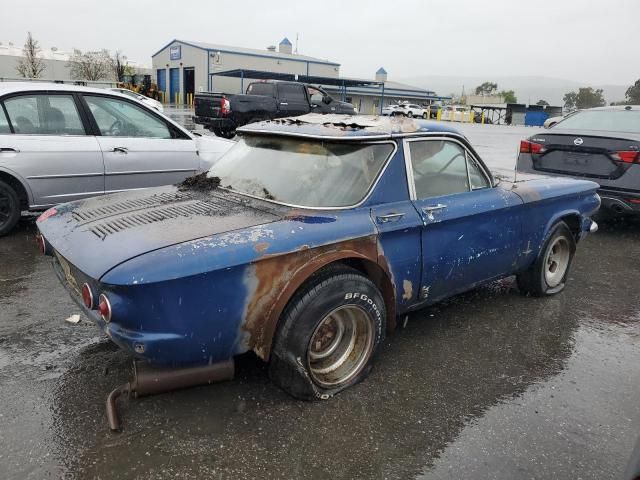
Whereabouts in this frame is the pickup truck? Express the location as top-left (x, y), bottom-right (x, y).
top-left (193, 81), bottom-right (356, 138)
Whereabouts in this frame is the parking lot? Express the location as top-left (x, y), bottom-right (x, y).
top-left (1, 115), bottom-right (639, 480)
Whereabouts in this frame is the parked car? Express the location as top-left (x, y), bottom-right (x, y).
top-left (193, 81), bottom-right (356, 138)
top-left (37, 113), bottom-right (599, 402)
top-left (0, 82), bottom-right (234, 236)
top-left (108, 87), bottom-right (164, 112)
top-left (441, 105), bottom-right (471, 122)
top-left (517, 105), bottom-right (640, 217)
top-left (381, 104), bottom-right (400, 116)
top-left (381, 103), bottom-right (429, 119)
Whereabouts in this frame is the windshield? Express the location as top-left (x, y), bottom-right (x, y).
top-left (554, 109), bottom-right (640, 133)
top-left (209, 136), bottom-right (394, 207)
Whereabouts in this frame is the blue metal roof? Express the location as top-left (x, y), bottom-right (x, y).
top-left (280, 37), bottom-right (292, 46)
top-left (376, 67), bottom-right (387, 74)
top-left (238, 114), bottom-right (463, 139)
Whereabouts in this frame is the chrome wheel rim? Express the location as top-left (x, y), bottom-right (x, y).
top-left (544, 237), bottom-right (570, 287)
top-left (307, 305), bottom-right (374, 387)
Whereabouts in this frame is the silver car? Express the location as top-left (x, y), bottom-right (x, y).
top-left (0, 82), bottom-right (234, 235)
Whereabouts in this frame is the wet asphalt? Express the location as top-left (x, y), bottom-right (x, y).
top-left (0, 111), bottom-right (638, 479)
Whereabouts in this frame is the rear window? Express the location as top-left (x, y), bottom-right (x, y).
top-left (555, 109), bottom-right (640, 133)
top-left (246, 83), bottom-right (276, 97)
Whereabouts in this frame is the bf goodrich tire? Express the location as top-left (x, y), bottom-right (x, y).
top-left (517, 221), bottom-right (576, 297)
top-left (0, 180), bottom-right (21, 237)
top-left (269, 266), bottom-right (386, 400)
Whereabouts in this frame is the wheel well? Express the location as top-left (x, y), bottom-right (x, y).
top-left (559, 214), bottom-right (581, 242)
top-left (0, 172), bottom-right (29, 209)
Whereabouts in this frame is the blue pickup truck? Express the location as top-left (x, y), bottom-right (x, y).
top-left (36, 114), bottom-right (600, 401)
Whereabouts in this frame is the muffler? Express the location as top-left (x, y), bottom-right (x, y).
top-left (106, 358), bottom-right (235, 431)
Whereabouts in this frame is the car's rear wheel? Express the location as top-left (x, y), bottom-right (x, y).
top-left (0, 180), bottom-right (21, 237)
top-left (407, 111), bottom-right (413, 118)
top-left (517, 221), bottom-right (576, 296)
top-left (269, 266), bottom-right (385, 400)
top-left (422, 112), bottom-right (428, 119)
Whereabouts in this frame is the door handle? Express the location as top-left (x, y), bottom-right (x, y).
top-left (111, 147), bottom-right (128, 154)
top-left (376, 212), bottom-right (405, 223)
top-left (279, 102), bottom-right (289, 106)
top-left (0, 147), bottom-right (19, 153)
top-left (422, 204), bottom-right (447, 221)
top-left (422, 204), bottom-right (447, 214)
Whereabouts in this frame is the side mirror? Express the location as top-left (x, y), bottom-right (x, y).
top-left (310, 93), bottom-right (324, 105)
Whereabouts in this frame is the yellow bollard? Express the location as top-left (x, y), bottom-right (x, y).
top-left (427, 107), bottom-right (431, 119)
top-left (481, 112), bottom-right (485, 125)
top-left (470, 111), bottom-right (475, 123)
top-left (436, 108), bottom-right (442, 121)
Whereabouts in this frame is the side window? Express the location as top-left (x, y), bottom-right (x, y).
top-left (4, 96), bottom-right (40, 134)
top-left (409, 140), bottom-right (469, 199)
top-left (0, 106), bottom-right (11, 134)
top-left (278, 84), bottom-right (307, 103)
top-left (84, 95), bottom-right (171, 139)
top-left (468, 157), bottom-right (491, 190)
top-left (4, 95), bottom-right (85, 135)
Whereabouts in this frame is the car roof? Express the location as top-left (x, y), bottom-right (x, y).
top-left (238, 113), bottom-right (463, 139)
top-left (0, 81), bottom-right (117, 96)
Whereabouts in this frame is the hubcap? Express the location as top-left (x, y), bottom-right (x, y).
top-left (307, 305), bottom-right (374, 387)
top-left (544, 237), bottom-right (570, 287)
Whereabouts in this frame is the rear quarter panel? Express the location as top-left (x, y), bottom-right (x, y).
top-left (510, 177), bottom-right (600, 261)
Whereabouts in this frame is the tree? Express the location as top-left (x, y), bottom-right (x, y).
top-left (563, 91), bottom-right (578, 110)
top-left (536, 99), bottom-right (549, 106)
top-left (563, 87), bottom-right (605, 110)
top-left (625, 79), bottom-right (640, 104)
top-left (67, 49), bottom-right (111, 81)
top-left (475, 81), bottom-right (498, 96)
top-left (111, 50), bottom-right (127, 82)
top-left (500, 90), bottom-right (518, 103)
top-left (15, 32), bottom-right (46, 79)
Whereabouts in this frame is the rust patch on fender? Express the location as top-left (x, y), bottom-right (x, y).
top-left (254, 242), bottom-right (270, 253)
top-left (243, 236), bottom-right (390, 360)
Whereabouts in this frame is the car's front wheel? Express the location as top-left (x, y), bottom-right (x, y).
top-left (0, 179), bottom-right (21, 237)
top-left (517, 221), bottom-right (576, 296)
top-left (269, 266), bottom-right (386, 400)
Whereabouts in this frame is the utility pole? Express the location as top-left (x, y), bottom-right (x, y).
top-left (295, 33), bottom-right (299, 54)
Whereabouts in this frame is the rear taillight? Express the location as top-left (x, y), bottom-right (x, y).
top-left (520, 140), bottom-right (544, 154)
top-left (35, 234), bottom-right (45, 254)
top-left (220, 98), bottom-right (231, 116)
top-left (98, 294), bottom-right (112, 322)
top-left (611, 151), bottom-right (639, 163)
top-left (82, 283), bottom-right (94, 309)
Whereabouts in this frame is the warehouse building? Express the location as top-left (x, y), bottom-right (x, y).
top-left (151, 38), bottom-right (446, 112)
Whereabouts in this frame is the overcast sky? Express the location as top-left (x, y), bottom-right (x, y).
top-left (3, 0), bottom-right (639, 86)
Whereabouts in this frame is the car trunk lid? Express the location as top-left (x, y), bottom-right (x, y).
top-left (38, 185), bottom-right (283, 280)
top-left (524, 130), bottom-right (640, 180)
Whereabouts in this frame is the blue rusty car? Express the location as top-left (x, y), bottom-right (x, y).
top-left (37, 114), bottom-right (600, 401)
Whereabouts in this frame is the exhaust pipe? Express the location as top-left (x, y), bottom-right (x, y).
top-left (106, 359), bottom-right (235, 431)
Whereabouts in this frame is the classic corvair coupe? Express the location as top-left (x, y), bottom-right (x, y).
top-left (37, 114), bottom-right (600, 402)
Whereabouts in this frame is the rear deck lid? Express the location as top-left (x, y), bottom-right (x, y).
top-left (525, 130), bottom-right (640, 180)
top-left (37, 185), bottom-right (282, 280)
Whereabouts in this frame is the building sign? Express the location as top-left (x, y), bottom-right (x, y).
top-left (169, 45), bottom-right (181, 61)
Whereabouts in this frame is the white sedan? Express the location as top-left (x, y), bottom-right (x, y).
top-left (0, 82), bottom-right (234, 235)
top-left (108, 88), bottom-right (164, 113)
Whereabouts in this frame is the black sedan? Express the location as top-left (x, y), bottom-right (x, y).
top-left (517, 106), bottom-right (640, 217)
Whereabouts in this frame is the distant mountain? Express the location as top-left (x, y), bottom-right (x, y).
top-left (398, 75), bottom-right (628, 106)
